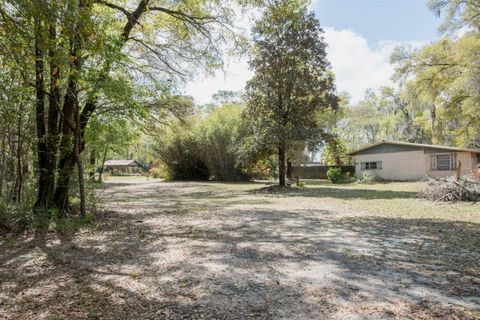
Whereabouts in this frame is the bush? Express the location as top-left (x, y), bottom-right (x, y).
top-left (159, 133), bottom-right (210, 181)
top-left (327, 167), bottom-right (345, 183)
top-left (357, 170), bottom-right (378, 184)
top-left (198, 105), bottom-right (250, 181)
top-left (151, 166), bottom-right (167, 179)
top-left (155, 105), bottom-right (252, 182)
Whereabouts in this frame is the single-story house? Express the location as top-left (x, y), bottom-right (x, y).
top-left (348, 140), bottom-right (480, 180)
top-left (104, 160), bottom-right (142, 175)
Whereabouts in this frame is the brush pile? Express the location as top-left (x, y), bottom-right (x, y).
top-left (420, 175), bottom-right (480, 203)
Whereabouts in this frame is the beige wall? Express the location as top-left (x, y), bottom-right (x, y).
top-left (355, 151), bottom-right (477, 180)
top-left (424, 151), bottom-right (474, 178)
top-left (354, 150), bottom-right (426, 180)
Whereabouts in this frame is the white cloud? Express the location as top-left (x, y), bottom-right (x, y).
top-left (185, 28), bottom-right (422, 105)
top-left (324, 28), bottom-right (405, 102)
top-left (184, 57), bottom-right (252, 105)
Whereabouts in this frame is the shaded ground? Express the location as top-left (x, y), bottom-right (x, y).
top-left (1, 178), bottom-right (479, 319)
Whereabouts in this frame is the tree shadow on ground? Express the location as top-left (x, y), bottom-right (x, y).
top-left (1, 181), bottom-right (479, 319)
top-left (292, 187), bottom-right (416, 200)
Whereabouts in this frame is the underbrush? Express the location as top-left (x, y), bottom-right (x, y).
top-left (0, 199), bottom-right (38, 232)
top-left (0, 202), bottom-right (96, 234)
top-left (326, 167), bottom-right (355, 184)
top-left (356, 170), bottom-right (381, 184)
top-left (49, 212), bottom-right (95, 234)
top-left (0, 181), bottom-right (99, 234)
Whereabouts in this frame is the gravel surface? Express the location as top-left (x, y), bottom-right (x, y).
top-left (1, 178), bottom-right (479, 319)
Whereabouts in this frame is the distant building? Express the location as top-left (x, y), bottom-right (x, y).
top-left (104, 160), bottom-right (142, 175)
top-left (348, 140), bottom-right (480, 180)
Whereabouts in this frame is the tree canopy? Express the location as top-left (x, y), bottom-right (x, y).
top-left (242, 0), bottom-right (337, 186)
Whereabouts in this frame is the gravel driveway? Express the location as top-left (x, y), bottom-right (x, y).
top-left (1, 178), bottom-right (479, 319)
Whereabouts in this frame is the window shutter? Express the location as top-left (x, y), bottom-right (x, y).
top-left (361, 162), bottom-right (366, 170)
top-left (436, 154), bottom-right (451, 170)
top-left (451, 153), bottom-right (457, 170)
top-left (377, 161), bottom-right (382, 170)
top-left (430, 155), bottom-right (436, 170)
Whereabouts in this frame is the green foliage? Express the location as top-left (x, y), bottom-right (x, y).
top-left (0, 0), bottom-right (266, 224)
top-left (385, 2), bottom-right (480, 149)
top-left (428, 0), bottom-right (480, 33)
top-left (326, 167), bottom-right (345, 184)
top-left (322, 137), bottom-right (350, 166)
top-left (0, 200), bottom-right (34, 232)
top-left (151, 166), bottom-right (167, 179)
top-left (242, 0), bottom-right (338, 185)
top-left (159, 127), bottom-right (210, 181)
top-left (50, 213), bottom-right (95, 235)
top-left (357, 170), bottom-right (379, 185)
top-left (155, 104), bottom-right (251, 181)
top-left (199, 104), bottom-right (250, 181)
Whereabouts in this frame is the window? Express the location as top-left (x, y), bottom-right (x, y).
top-left (361, 161), bottom-right (382, 170)
top-left (430, 153), bottom-right (456, 171)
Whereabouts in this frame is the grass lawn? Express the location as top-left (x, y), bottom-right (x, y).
top-left (0, 178), bottom-right (479, 319)
top-left (301, 179), bottom-right (480, 222)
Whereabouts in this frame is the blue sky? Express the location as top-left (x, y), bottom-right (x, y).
top-left (313, 0), bottom-right (441, 44)
top-left (186, 0), bottom-right (444, 104)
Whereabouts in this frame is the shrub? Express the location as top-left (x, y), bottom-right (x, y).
top-left (159, 133), bottom-right (210, 181)
top-left (357, 170), bottom-right (378, 184)
top-left (151, 166), bottom-right (167, 179)
top-left (327, 167), bottom-right (345, 183)
top-left (199, 105), bottom-right (250, 181)
top-left (155, 105), bottom-right (252, 182)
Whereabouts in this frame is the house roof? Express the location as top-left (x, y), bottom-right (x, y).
top-left (348, 140), bottom-right (480, 156)
top-left (104, 160), bottom-right (140, 167)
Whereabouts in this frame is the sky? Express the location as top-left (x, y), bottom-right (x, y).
top-left (185, 0), bottom-right (443, 105)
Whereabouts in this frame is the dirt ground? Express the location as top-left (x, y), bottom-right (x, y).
top-left (1, 178), bottom-right (479, 319)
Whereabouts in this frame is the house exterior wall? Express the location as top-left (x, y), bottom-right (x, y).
top-left (424, 151), bottom-right (473, 178)
top-left (354, 150), bottom-right (426, 180)
top-left (354, 149), bottom-right (478, 180)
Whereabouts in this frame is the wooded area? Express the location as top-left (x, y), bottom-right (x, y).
top-left (1, 0), bottom-right (479, 319)
top-left (1, 0), bottom-right (479, 230)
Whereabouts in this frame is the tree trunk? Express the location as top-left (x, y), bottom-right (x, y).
top-left (34, 15), bottom-right (49, 209)
top-left (89, 149), bottom-right (96, 181)
top-left (98, 147), bottom-right (108, 183)
top-left (53, 81), bottom-right (76, 211)
top-left (45, 22), bottom-right (61, 203)
top-left (12, 112), bottom-right (23, 202)
top-left (53, 0), bottom-right (81, 212)
top-left (75, 104), bottom-right (86, 217)
top-left (0, 126), bottom-right (6, 198)
top-left (286, 160), bottom-right (292, 180)
top-left (53, 0), bottom-right (148, 211)
top-left (278, 146), bottom-right (286, 187)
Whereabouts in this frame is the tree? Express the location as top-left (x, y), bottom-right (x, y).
top-left (243, 0), bottom-right (337, 186)
top-left (85, 116), bottom-right (136, 183)
top-left (0, 0), bottom-right (262, 217)
top-left (391, 1), bottom-right (480, 148)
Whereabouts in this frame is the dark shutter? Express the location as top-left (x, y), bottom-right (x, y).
top-left (436, 154), bottom-right (450, 171)
top-left (451, 153), bottom-right (457, 170)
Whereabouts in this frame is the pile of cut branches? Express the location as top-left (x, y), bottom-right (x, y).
top-left (419, 175), bottom-right (480, 203)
